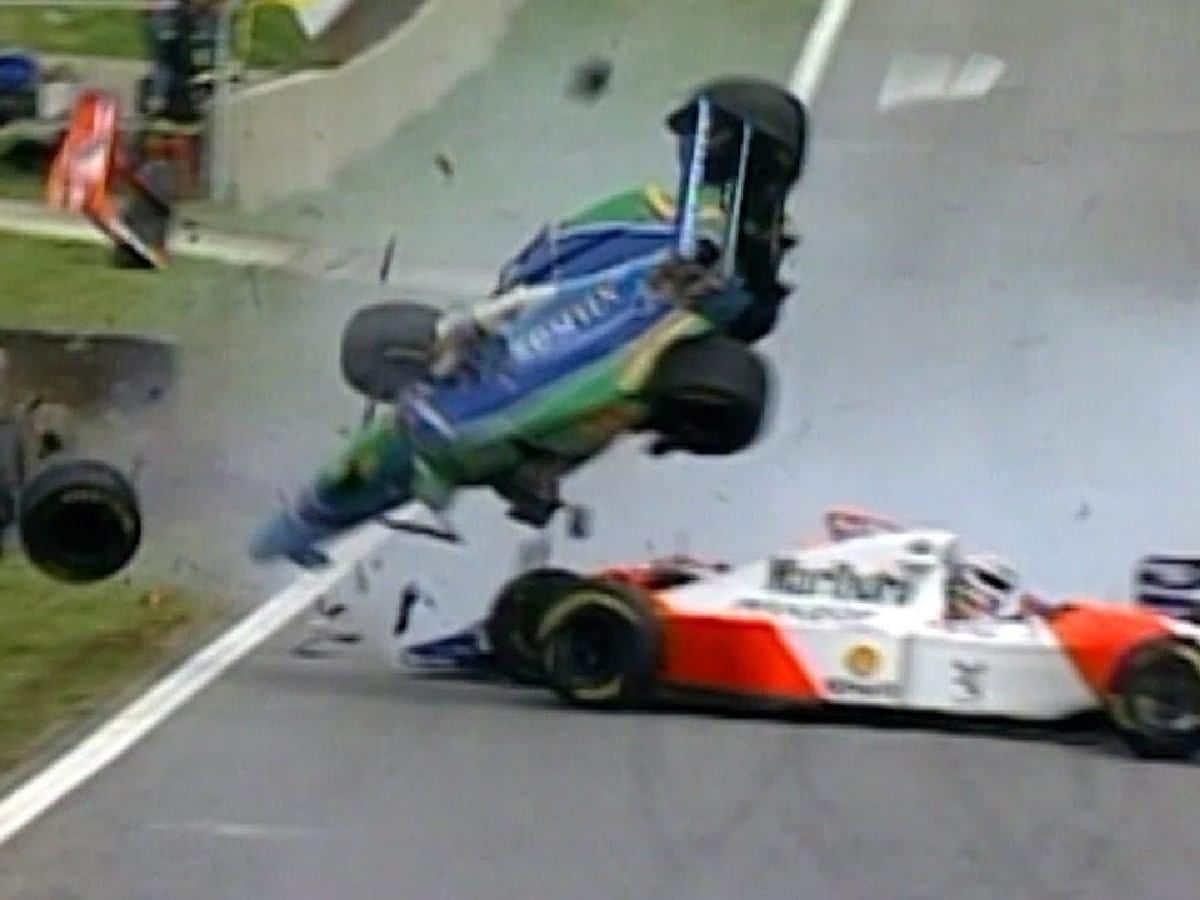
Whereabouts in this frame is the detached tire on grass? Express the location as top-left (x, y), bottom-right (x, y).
top-left (648, 335), bottom-right (769, 455)
top-left (1109, 640), bottom-right (1200, 760)
top-left (340, 302), bottom-right (441, 401)
top-left (536, 579), bottom-right (660, 708)
top-left (485, 567), bottom-right (583, 684)
top-left (18, 460), bottom-right (142, 584)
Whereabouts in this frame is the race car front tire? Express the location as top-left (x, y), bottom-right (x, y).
top-left (1109, 639), bottom-right (1200, 760)
top-left (648, 335), bottom-right (769, 455)
top-left (485, 567), bottom-right (583, 684)
top-left (18, 459), bottom-right (142, 584)
top-left (536, 578), bottom-right (660, 708)
top-left (340, 302), bottom-right (441, 402)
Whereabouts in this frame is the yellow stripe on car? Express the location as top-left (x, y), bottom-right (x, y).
top-left (643, 184), bottom-right (724, 223)
top-left (617, 311), bottom-right (704, 392)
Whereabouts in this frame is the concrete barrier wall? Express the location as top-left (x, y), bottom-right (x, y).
top-left (228, 0), bottom-right (527, 212)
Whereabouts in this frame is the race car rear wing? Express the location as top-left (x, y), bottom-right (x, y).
top-left (1134, 555), bottom-right (1200, 622)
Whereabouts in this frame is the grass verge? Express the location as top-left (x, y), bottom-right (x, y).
top-left (0, 229), bottom-right (268, 332)
top-left (0, 556), bottom-right (225, 779)
top-left (0, 144), bottom-right (42, 203)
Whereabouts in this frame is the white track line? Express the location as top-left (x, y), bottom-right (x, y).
top-left (0, 525), bottom-right (391, 846)
top-left (0, 0), bottom-right (858, 849)
top-left (790, 0), bottom-right (856, 104)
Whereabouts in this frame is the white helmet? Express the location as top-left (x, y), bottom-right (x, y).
top-left (950, 554), bottom-right (1019, 618)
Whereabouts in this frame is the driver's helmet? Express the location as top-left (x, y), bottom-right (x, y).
top-left (948, 554), bottom-right (1019, 619)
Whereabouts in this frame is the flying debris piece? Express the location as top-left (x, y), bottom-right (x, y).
top-left (380, 236), bottom-right (397, 283)
top-left (567, 57), bottom-right (613, 103)
top-left (434, 151), bottom-right (455, 181)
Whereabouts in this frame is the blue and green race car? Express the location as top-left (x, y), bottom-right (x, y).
top-left (250, 77), bottom-right (808, 567)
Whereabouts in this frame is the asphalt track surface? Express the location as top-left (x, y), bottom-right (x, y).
top-left (5, 1), bottom-right (1200, 897)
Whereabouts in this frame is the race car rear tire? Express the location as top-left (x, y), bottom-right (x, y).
top-left (648, 335), bottom-right (769, 455)
top-left (18, 459), bottom-right (142, 584)
top-left (485, 567), bottom-right (583, 684)
top-left (1109, 640), bottom-right (1200, 760)
top-left (340, 302), bottom-right (441, 402)
top-left (536, 578), bottom-right (660, 708)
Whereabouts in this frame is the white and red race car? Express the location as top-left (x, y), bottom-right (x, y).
top-left (303, 507), bottom-right (1200, 760)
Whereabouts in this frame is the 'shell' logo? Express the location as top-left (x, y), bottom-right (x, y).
top-left (843, 642), bottom-right (882, 678)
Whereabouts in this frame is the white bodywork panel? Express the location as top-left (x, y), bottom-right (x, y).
top-left (666, 529), bottom-right (1098, 719)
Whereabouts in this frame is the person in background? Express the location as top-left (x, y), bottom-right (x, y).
top-left (141, 0), bottom-right (220, 121)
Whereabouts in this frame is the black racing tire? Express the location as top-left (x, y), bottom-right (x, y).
top-left (535, 578), bottom-right (660, 708)
top-left (340, 302), bottom-right (441, 402)
top-left (726, 297), bottom-right (781, 344)
top-left (647, 335), bottom-right (769, 455)
top-left (17, 459), bottom-right (142, 584)
top-left (485, 567), bottom-right (583, 684)
top-left (115, 160), bottom-right (176, 269)
top-left (1110, 640), bottom-right (1200, 760)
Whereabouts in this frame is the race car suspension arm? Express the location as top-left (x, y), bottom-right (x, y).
top-left (377, 510), bottom-right (462, 544)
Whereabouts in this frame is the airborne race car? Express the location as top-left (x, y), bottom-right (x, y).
top-left (311, 507), bottom-right (1200, 761)
top-left (249, 77), bottom-right (806, 567)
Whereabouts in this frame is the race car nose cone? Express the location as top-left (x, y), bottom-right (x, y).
top-left (248, 511), bottom-right (332, 568)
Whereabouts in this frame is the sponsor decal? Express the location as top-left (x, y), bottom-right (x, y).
top-left (843, 642), bottom-right (882, 678)
top-left (767, 558), bottom-right (913, 606)
top-left (737, 596), bottom-right (876, 622)
top-left (826, 678), bottom-right (901, 699)
top-left (950, 660), bottom-right (987, 702)
top-left (409, 395), bottom-right (456, 439)
top-left (509, 285), bottom-right (623, 364)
